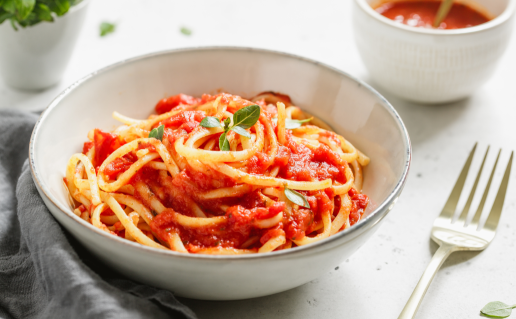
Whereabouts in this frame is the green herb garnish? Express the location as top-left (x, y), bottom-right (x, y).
top-left (230, 125), bottom-right (251, 139)
top-left (180, 26), bottom-right (192, 36)
top-left (218, 132), bottom-right (230, 151)
top-left (199, 116), bottom-right (222, 128)
top-left (284, 188), bottom-right (310, 208)
top-left (232, 104), bottom-right (260, 129)
top-left (199, 105), bottom-right (260, 151)
top-left (148, 124), bottom-right (164, 141)
top-left (100, 21), bottom-right (115, 37)
top-left (272, 117), bottom-right (312, 130)
top-left (0, 0), bottom-right (81, 30)
top-left (481, 301), bottom-right (516, 318)
top-left (285, 118), bottom-right (312, 129)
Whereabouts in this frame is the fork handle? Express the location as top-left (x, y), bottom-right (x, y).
top-left (398, 243), bottom-right (456, 319)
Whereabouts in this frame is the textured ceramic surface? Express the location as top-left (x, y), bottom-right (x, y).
top-left (29, 47), bottom-right (411, 300)
top-left (0, 1), bottom-right (89, 90)
top-left (353, 0), bottom-right (516, 104)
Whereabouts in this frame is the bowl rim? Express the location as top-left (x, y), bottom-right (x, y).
top-left (29, 46), bottom-right (412, 261)
top-left (355, 0), bottom-right (516, 36)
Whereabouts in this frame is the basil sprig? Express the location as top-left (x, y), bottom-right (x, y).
top-left (148, 124), bottom-right (164, 141)
top-left (481, 301), bottom-right (516, 318)
top-left (284, 188), bottom-right (310, 208)
top-left (199, 105), bottom-right (261, 151)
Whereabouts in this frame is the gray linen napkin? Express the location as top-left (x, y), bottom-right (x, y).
top-left (0, 109), bottom-right (197, 319)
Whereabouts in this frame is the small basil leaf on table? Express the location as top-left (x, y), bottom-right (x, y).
top-left (180, 26), bottom-right (192, 36)
top-left (481, 301), bottom-right (516, 318)
top-left (284, 188), bottom-right (310, 208)
top-left (100, 22), bottom-right (116, 37)
top-left (285, 118), bottom-right (312, 130)
top-left (199, 116), bottom-right (221, 128)
top-left (219, 132), bottom-right (230, 151)
top-left (232, 105), bottom-right (260, 129)
top-left (149, 124), bottom-right (164, 141)
top-left (230, 125), bottom-right (251, 139)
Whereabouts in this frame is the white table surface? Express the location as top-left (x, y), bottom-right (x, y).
top-left (2, 1), bottom-right (516, 318)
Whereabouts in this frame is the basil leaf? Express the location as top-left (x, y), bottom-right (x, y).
top-left (223, 117), bottom-right (231, 131)
top-left (219, 132), bottom-right (230, 151)
top-left (481, 301), bottom-right (516, 318)
top-left (232, 105), bottom-right (260, 129)
top-left (180, 26), bottom-right (191, 36)
top-left (230, 125), bottom-right (250, 139)
top-left (284, 188), bottom-right (310, 208)
top-left (14, 0), bottom-right (35, 20)
top-left (199, 116), bottom-right (221, 128)
top-left (100, 21), bottom-right (115, 37)
top-left (149, 124), bottom-right (164, 141)
top-left (285, 118), bottom-right (312, 130)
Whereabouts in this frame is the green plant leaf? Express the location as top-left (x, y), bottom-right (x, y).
top-left (51, 0), bottom-right (70, 16)
top-left (481, 301), bottom-right (516, 318)
top-left (148, 124), bottom-right (164, 141)
top-left (199, 116), bottom-right (221, 128)
top-left (232, 105), bottom-right (260, 129)
top-left (34, 3), bottom-right (52, 22)
top-left (285, 118), bottom-right (312, 129)
top-left (100, 21), bottom-right (115, 37)
top-left (14, 0), bottom-right (35, 20)
top-left (0, 11), bottom-right (13, 23)
top-left (3, 0), bottom-right (16, 13)
top-left (219, 132), bottom-right (230, 151)
top-left (180, 26), bottom-right (191, 36)
top-left (284, 188), bottom-right (310, 208)
top-left (230, 125), bottom-right (250, 139)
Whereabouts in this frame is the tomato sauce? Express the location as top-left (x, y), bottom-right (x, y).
top-left (85, 93), bottom-right (370, 250)
top-left (375, 1), bottom-right (491, 29)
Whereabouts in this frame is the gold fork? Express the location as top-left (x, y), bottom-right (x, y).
top-left (398, 144), bottom-right (513, 319)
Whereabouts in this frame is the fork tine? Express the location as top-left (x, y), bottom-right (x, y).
top-left (469, 150), bottom-right (501, 228)
top-left (439, 143), bottom-right (477, 220)
top-left (457, 146), bottom-right (489, 224)
top-left (482, 151), bottom-right (513, 231)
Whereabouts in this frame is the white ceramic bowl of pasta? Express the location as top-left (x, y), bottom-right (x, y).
top-left (29, 47), bottom-right (411, 300)
top-left (353, 0), bottom-right (516, 104)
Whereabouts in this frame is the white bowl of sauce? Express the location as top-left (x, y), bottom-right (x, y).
top-left (353, 0), bottom-right (516, 103)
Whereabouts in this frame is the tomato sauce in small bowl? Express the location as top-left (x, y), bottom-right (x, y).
top-left (375, 1), bottom-right (491, 29)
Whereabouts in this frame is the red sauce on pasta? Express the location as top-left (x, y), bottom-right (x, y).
top-left (70, 92), bottom-right (370, 254)
top-left (375, 1), bottom-right (491, 29)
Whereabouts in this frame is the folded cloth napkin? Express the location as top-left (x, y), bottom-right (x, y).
top-left (0, 109), bottom-right (197, 319)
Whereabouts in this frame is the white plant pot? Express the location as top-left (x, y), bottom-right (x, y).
top-left (0, 1), bottom-right (89, 91)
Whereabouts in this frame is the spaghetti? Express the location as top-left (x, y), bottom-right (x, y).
top-left (65, 92), bottom-right (370, 255)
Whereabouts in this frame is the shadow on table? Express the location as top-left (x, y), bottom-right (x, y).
top-left (428, 239), bottom-right (480, 269)
top-left (363, 77), bottom-right (471, 147)
top-left (179, 269), bottom-right (367, 319)
top-left (0, 79), bottom-right (66, 111)
top-left (179, 285), bottom-right (312, 319)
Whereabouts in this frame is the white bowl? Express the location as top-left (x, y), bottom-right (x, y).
top-left (353, 0), bottom-right (516, 104)
top-left (29, 47), bottom-right (411, 300)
